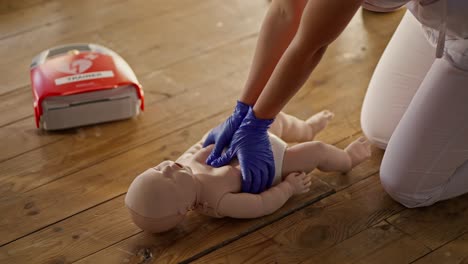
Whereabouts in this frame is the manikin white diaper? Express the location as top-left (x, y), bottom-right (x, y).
top-left (269, 133), bottom-right (288, 186)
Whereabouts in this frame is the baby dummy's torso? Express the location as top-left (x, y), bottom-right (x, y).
top-left (176, 134), bottom-right (286, 218)
top-left (176, 145), bottom-right (241, 217)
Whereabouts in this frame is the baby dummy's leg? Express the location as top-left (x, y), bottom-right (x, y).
top-left (269, 110), bottom-right (334, 142)
top-left (282, 137), bottom-right (371, 176)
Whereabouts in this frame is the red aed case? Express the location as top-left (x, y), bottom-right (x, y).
top-left (30, 43), bottom-right (144, 130)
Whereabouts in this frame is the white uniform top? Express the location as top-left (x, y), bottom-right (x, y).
top-left (364, 0), bottom-right (468, 70)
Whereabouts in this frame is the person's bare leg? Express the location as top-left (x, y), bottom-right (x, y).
top-left (282, 137), bottom-right (371, 176)
top-left (269, 110), bottom-right (334, 142)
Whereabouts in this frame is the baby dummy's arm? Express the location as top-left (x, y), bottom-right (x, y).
top-left (269, 111), bottom-right (333, 142)
top-left (218, 172), bottom-right (311, 218)
top-left (176, 133), bottom-right (210, 162)
top-left (176, 140), bottom-right (203, 162)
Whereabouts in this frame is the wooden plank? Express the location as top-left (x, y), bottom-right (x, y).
top-left (0, 0), bottom-right (51, 15)
top-left (0, 113), bottom-right (333, 264)
top-left (302, 221), bottom-right (430, 264)
top-left (0, 195), bottom-right (136, 264)
top-left (193, 175), bottom-right (404, 264)
top-left (0, 87), bottom-right (33, 128)
top-left (0, 0), bottom-right (210, 40)
top-left (0, 0), bottom-right (119, 40)
top-left (0, 0), bottom-right (210, 64)
top-left (412, 232), bottom-right (468, 264)
top-left (387, 193), bottom-right (468, 250)
top-left (0, 35), bottom-right (257, 163)
top-left (0, 0), bottom-right (266, 94)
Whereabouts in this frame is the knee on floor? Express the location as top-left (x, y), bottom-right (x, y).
top-left (379, 166), bottom-right (440, 208)
top-left (360, 112), bottom-right (391, 150)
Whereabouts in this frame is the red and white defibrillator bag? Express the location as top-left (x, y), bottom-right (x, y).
top-left (30, 43), bottom-right (144, 130)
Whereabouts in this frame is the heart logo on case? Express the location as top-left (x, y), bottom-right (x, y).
top-left (56, 59), bottom-right (93, 74)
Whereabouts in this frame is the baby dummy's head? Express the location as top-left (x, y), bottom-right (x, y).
top-left (125, 160), bottom-right (197, 233)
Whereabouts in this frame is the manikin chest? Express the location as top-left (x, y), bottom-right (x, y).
top-left (177, 146), bottom-right (243, 217)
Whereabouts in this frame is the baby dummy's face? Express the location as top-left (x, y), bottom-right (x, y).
top-left (155, 160), bottom-right (194, 177)
top-left (125, 160), bottom-right (197, 233)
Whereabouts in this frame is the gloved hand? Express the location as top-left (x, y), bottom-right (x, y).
top-left (203, 101), bottom-right (250, 164)
top-left (210, 107), bottom-right (275, 194)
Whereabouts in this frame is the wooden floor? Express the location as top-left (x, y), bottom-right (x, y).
top-left (1, 1), bottom-right (468, 263)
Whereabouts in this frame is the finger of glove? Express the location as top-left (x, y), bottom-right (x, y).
top-left (265, 161), bottom-right (276, 189)
top-left (210, 147), bottom-right (235, 167)
top-left (206, 136), bottom-right (229, 164)
top-left (250, 166), bottom-right (263, 194)
top-left (241, 168), bottom-right (252, 193)
top-left (256, 165), bottom-right (269, 193)
top-left (202, 131), bottom-right (217, 148)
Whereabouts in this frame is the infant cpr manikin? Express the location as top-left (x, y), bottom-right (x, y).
top-left (125, 110), bottom-right (371, 233)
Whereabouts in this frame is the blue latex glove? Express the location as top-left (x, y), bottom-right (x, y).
top-left (203, 101), bottom-right (250, 164)
top-left (210, 107), bottom-right (275, 194)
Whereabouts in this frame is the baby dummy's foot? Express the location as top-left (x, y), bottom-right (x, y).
top-left (306, 110), bottom-right (334, 138)
top-left (345, 137), bottom-right (372, 168)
